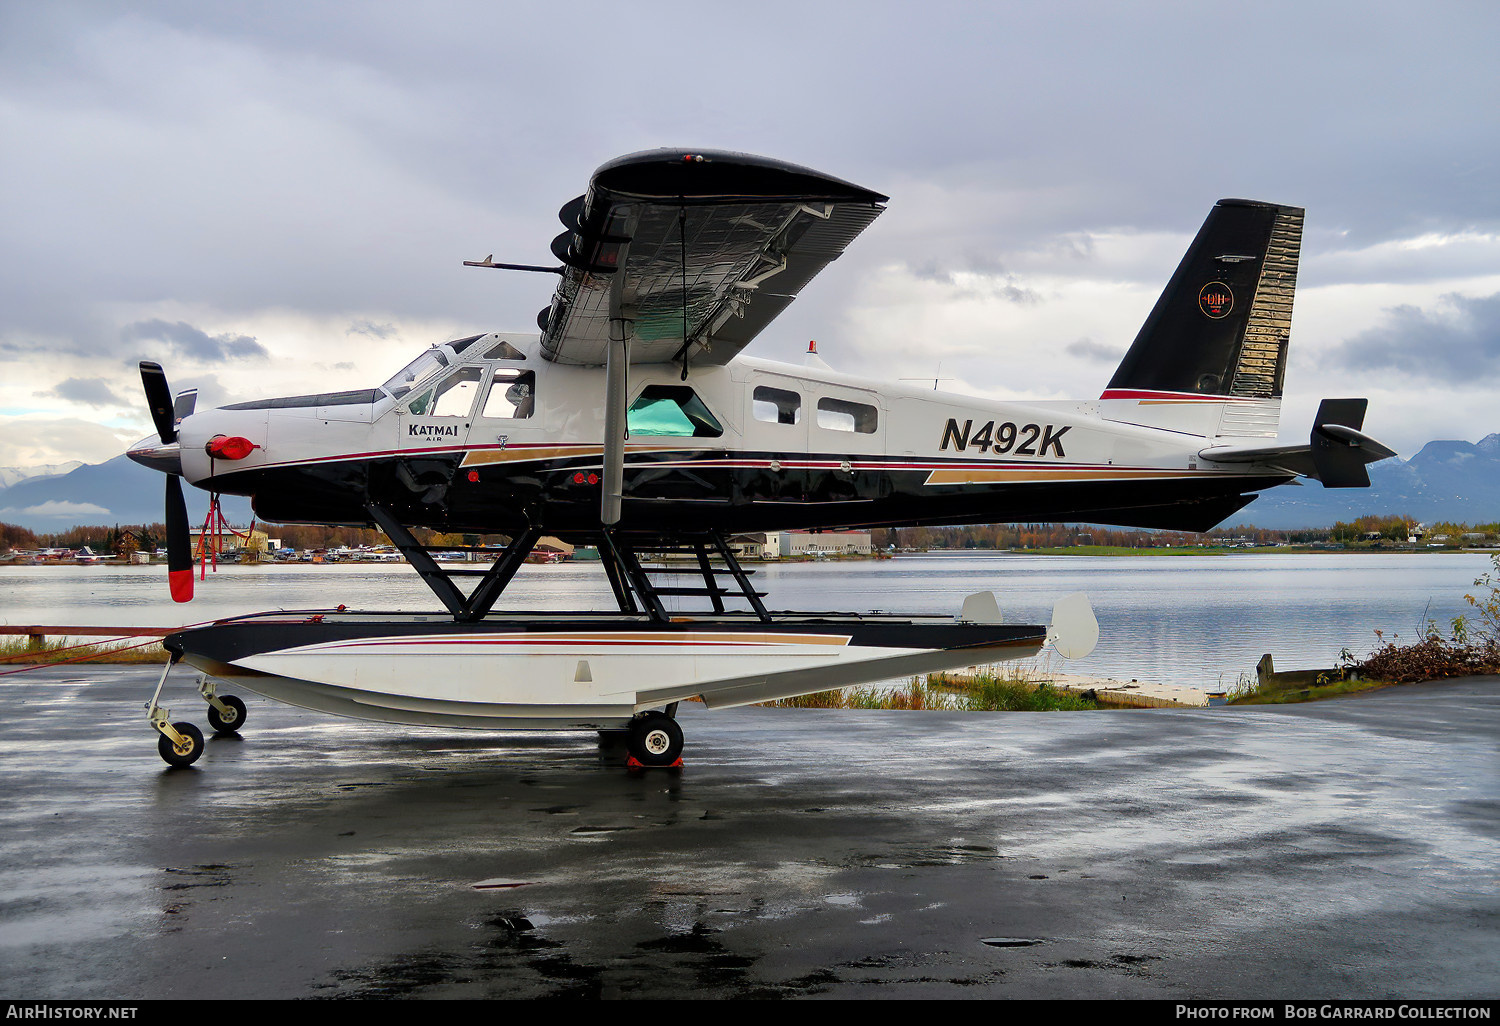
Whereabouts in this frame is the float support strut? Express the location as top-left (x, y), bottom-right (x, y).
top-left (144, 652), bottom-right (189, 746)
top-left (367, 502), bottom-right (541, 620)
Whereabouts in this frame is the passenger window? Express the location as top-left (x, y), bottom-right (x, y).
top-left (482, 370), bottom-right (536, 419)
top-left (627, 385), bottom-right (723, 437)
top-left (419, 367), bottom-right (483, 417)
top-left (816, 396), bottom-right (878, 434)
top-left (753, 385), bottom-right (802, 425)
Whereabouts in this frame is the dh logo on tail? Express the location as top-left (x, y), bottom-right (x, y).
top-left (1198, 282), bottom-right (1234, 319)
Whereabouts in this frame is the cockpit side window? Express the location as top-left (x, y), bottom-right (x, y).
top-left (627, 385), bottom-right (723, 438)
top-left (382, 348), bottom-right (449, 401)
top-left (481, 370), bottom-right (536, 419)
top-left (407, 366), bottom-right (483, 417)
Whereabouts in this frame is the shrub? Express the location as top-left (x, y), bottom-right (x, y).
top-left (1351, 555), bottom-right (1500, 682)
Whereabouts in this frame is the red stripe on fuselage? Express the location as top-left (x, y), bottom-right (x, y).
top-left (1098, 388), bottom-right (1261, 403)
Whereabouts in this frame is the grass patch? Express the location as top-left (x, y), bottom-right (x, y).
top-left (764, 664), bottom-right (1098, 711)
top-left (1024, 545), bottom-right (1235, 557)
top-left (0, 636), bottom-right (168, 665)
top-left (954, 674), bottom-right (1100, 711)
top-left (1226, 672), bottom-right (1395, 705)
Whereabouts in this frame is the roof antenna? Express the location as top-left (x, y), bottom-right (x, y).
top-left (679, 206), bottom-right (691, 381)
top-left (901, 361), bottom-right (953, 390)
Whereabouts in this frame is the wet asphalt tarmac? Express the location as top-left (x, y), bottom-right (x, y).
top-left (0, 666), bottom-right (1496, 1000)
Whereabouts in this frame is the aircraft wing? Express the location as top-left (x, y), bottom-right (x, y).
top-left (536, 149), bottom-right (887, 367)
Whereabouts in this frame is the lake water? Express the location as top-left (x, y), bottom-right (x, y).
top-left (1, 552), bottom-right (1493, 690)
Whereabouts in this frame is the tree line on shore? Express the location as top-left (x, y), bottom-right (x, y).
top-left (0, 520), bottom-right (498, 554)
top-left (6, 511), bottom-right (1499, 557)
top-left (873, 512), bottom-right (1499, 550)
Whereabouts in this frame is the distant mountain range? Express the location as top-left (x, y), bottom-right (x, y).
top-left (0, 461), bottom-right (83, 489)
top-left (1235, 433), bottom-right (1500, 529)
top-left (2, 435), bottom-right (1498, 534)
top-left (0, 455), bottom-right (252, 532)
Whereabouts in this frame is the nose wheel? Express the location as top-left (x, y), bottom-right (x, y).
top-left (156, 721), bottom-right (204, 767)
top-left (627, 710), bottom-right (684, 768)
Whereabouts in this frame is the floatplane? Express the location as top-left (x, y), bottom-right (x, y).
top-left (128, 148), bottom-right (1393, 768)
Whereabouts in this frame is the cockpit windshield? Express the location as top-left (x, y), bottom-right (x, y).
top-left (381, 347), bottom-right (450, 400)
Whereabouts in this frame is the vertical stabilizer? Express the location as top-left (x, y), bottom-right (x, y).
top-left (1102, 200), bottom-right (1303, 437)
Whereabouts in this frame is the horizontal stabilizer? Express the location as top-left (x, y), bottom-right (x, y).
top-left (1198, 398), bottom-right (1395, 487)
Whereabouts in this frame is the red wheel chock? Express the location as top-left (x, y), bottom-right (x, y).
top-left (626, 756), bottom-right (684, 774)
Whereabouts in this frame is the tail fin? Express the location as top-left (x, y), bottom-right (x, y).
top-left (1310, 398), bottom-right (1381, 488)
top-left (1104, 199), bottom-right (1304, 403)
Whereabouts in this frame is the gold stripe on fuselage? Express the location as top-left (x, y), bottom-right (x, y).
top-left (921, 467), bottom-right (1215, 485)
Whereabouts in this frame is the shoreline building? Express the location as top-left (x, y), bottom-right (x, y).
top-left (727, 530), bottom-right (873, 559)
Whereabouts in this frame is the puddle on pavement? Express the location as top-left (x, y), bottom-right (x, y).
top-left (846, 843), bottom-right (1006, 869)
top-left (569, 825), bottom-right (634, 838)
top-left (160, 864), bottom-right (236, 891)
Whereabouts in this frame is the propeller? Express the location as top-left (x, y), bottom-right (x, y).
top-left (137, 361), bottom-right (194, 602)
top-left (141, 361), bottom-right (178, 445)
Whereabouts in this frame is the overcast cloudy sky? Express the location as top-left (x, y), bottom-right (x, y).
top-left (2, 1), bottom-right (1497, 470)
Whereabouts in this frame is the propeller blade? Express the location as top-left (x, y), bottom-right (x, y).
top-left (165, 474), bottom-right (194, 603)
top-left (140, 362), bottom-right (177, 444)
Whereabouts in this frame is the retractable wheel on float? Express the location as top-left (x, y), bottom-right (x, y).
top-left (206, 694), bottom-right (247, 734)
top-left (198, 677), bottom-right (247, 735)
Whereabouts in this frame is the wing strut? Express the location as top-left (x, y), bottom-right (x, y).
top-left (601, 317), bottom-right (633, 526)
top-left (674, 205), bottom-right (691, 381)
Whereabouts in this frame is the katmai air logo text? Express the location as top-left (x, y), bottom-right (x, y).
top-left (408, 423), bottom-right (462, 438)
top-left (1199, 282), bottom-right (1234, 319)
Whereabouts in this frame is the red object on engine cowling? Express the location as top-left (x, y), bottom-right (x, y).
top-left (205, 435), bottom-right (257, 461)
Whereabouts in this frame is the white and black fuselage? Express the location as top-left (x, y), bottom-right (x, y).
top-left (163, 335), bottom-right (1295, 541)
